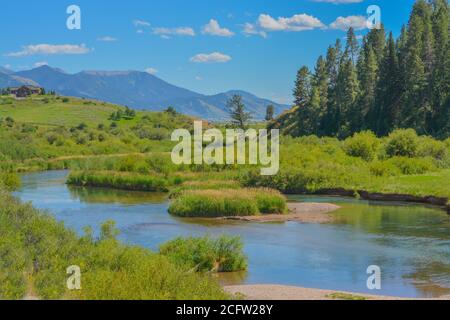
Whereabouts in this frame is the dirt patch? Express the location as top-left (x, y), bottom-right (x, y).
top-left (222, 203), bottom-right (340, 223)
top-left (224, 285), bottom-right (450, 301)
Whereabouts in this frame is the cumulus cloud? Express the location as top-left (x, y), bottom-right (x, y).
top-left (243, 13), bottom-right (324, 37)
top-left (153, 27), bottom-right (196, 37)
top-left (145, 67), bottom-right (158, 75)
top-left (5, 44), bottom-right (90, 57)
top-left (329, 15), bottom-right (368, 30)
top-left (190, 52), bottom-right (232, 63)
top-left (97, 36), bottom-right (118, 42)
top-left (259, 13), bottom-right (325, 31)
top-left (202, 19), bottom-right (234, 37)
top-left (242, 23), bottom-right (267, 38)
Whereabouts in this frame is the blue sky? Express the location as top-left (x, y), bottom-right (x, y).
top-left (1, 0), bottom-right (416, 104)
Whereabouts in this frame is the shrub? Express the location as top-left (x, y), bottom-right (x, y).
top-left (169, 189), bottom-right (287, 217)
top-left (369, 161), bottom-right (399, 177)
top-left (417, 136), bottom-right (448, 160)
top-left (343, 131), bottom-right (379, 161)
top-left (385, 129), bottom-right (419, 158)
top-left (0, 173), bottom-right (21, 191)
top-left (386, 157), bottom-right (436, 175)
top-left (160, 235), bottom-right (247, 272)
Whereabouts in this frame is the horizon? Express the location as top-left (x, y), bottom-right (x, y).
top-left (1, 0), bottom-right (416, 104)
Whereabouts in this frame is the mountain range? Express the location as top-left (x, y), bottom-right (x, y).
top-left (0, 65), bottom-right (289, 120)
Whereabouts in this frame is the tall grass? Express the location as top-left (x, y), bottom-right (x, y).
top-left (169, 188), bottom-right (287, 217)
top-left (67, 171), bottom-right (170, 192)
top-left (160, 235), bottom-right (248, 272)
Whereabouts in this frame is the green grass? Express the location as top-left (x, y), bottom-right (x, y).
top-left (0, 190), bottom-right (229, 300)
top-left (67, 171), bottom-right (171, 192)
top-left (327, 293), bottom-right (368, 300)
top-left (160, 235), bottom-right (248, 272)
top-left (168, 188), bottom-right (287, 217)
top-left (0, 96), bottom-right (119, 127)
top-left (363, 170), bottom-right (450, 198)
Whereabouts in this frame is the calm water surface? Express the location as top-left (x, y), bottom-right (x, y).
top-left (14, 170), bottom-right (450, 298)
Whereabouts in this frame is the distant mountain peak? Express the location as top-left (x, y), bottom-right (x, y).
top-left (32, 65), bottom-right (67, 74)
top-left (80, 70), bottom-right (136, 77)
top-left (4, 65), bottom-right (289, 120)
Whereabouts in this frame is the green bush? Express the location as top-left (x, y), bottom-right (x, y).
top-left (343, 131), bottom-right (379, 161)
top-left (169, 189), bottom-right (287, 217)
top-left (417, 136), bottom-right (448, 160)
top-left (0, 172), bottom-right (21, 191)
top-left (160, 235), bottom-right (248, 272)
top-left (385, 129), bottom-right (419, 158)
top-left (386, 157), bottom-right (436, 175)
top-left (369, 161), bottom-right (400, 177)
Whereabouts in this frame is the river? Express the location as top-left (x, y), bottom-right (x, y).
top-left (14, 170), bottom-right (450, 298)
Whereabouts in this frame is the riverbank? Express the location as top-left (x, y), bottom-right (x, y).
top-left (224, 285), bottom-right (450, 301)
top-left (311, 188), bottom-right (450, 214)
top-left (221, 202), bottom-right (340, 223)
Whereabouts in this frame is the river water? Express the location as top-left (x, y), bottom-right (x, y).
top-left (14, 170), bottom-right (450, 298)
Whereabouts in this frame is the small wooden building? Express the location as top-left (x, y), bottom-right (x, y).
top-left (9, 86), bottom-right (43, 97)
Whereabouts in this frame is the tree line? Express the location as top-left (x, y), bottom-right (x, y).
top-left (283, 0), bottom-right (449, 139)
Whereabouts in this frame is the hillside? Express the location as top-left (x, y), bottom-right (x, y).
top-left (3, 65), bottom-right (288, 120)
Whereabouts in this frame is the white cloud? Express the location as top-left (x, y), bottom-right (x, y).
top-left (97, 36), bottom-right (118, 42)
top-left (243, 23), bottom-right (267, 38)
top-left (258, 13), bottom-right (325, 31)
top-left (133, 20), bottom-right (151, 27)
top-left (34, 61), bottom-right (48, 67)
top-left (195, 75), bottom-right (203, 81)
top-left (190, 52), bottom-right (232, 63)
top-left (5, 44), bottom-right (90, 57)
top-left (153, 27), bottom-right (195, 37)
top-left (145, 67), bottom-right (158, 75)
top-left (312, 0), bottom-right (363, 3)
top-left (243, 13), bottom-right (324, 37)
top-left (202, 19), bottom-right (234, 37)
top-left (330, 15), bottom-right (367, 30)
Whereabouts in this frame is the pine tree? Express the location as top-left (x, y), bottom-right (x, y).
top-left (323, 43), bottom-right (340, 135)
top-left (265, 105), bottom-right (275, 121)
top-left (357, 38), bottom-right (378, 132)
top-left (375, 32), bottom-right (401, 135)
top-left (310, 56), bottom-right (329, 135)
top-left (429, 0), bottom-right (450, 137)
top-left (227, 95), bottom-right (252, 129)
top-left (293, 66), bottom-right (312, 135)
top-left (402, 0), bottom-right (430, 133)
top-left (334, 32), bottom-right (359, 138)
top-left (345, 27), bottom-right (360, 64)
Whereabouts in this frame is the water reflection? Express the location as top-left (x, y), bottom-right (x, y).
top-left (69, 185), bottom-right (168, 205)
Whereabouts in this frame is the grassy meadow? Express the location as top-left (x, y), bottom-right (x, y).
top-left (0, 94), bottom-right (449, 299)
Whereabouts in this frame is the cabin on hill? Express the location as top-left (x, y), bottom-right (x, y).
top-left (9, 86), bottom-right (43, 98)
